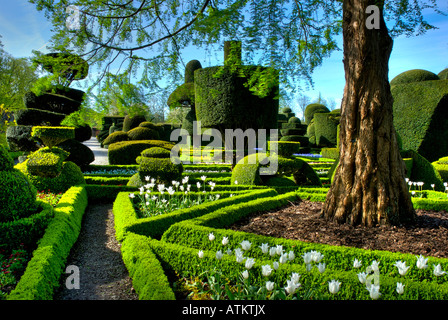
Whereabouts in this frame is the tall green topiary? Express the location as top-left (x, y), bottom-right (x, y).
top-left (0, 145), bottom-right (38, 222)
top-left (392, 79), bottom-right (448, 162)
top-left (123, 114), bottom-right (147, 132)
top-left (194, 41), bottom-right (279, 135)
top-left (438, 68), bottom-right (448, 80)
top-left (304, 103), bottom-right (329, 125)
top-left (313, 110), bottom-right (341, 147)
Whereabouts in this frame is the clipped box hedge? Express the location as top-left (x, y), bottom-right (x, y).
top-left (7, 186), bottom-right (88, 300)
top-left (155, 191), bottom-right (448, 300)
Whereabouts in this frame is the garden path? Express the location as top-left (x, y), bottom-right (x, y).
top-left (54, 138), bottom-right (137, 300)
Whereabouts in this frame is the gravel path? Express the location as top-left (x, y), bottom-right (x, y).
top-left (54, 138), bottom-right (137, 300)
top-left (83, 137), bottom-right (109, 165)
top-left (54, 203), bottom-right (138, 300)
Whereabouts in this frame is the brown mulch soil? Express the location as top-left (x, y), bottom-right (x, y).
top-left (54, 203), bottom-right (138, 300)
top-left (230, 200), bottom-right (448, 258)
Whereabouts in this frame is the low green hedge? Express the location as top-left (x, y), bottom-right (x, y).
top-left (120, 233), bottom-right (176, 300)
top-left (0, 200), bottom-right (54, 251)
top-left (7, 186), bottom-right (88, 300)
top-left (113, 188), bottom-right (278, 242)
top-left (84, 176), bottom-right (131, 185)
top-left (156, 191), bottom-right (448, 300)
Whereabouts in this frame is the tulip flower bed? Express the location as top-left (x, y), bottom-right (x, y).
top-left (112, 182), bottom-right (448, 300)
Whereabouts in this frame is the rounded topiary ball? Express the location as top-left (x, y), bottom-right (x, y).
top-left (140, 147), bottom-right (171, 159)
top-left (103, 131), bottom-right (129, 146)
top-left (127, 127), bottom-right (160, 141)
top-left (288, 116), bottom-right (301, 124)
top-left (438, 68), bottom-right (448, 80)
top-left (0, 145), bottom-right (38, 222)
top-left (390, 69), bottom-right (440, 86)
top-left (282, 107), bottom-right (292, 113)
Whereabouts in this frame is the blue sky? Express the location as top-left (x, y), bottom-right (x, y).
top-left (0, 0), bottom-right (447, 114)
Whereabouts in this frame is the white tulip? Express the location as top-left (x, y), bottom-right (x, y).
top-left (242, 270), bottom-right (249, 279)
top-left (261, 264), bottom-right (273, 277)
top-left (208, 233), bottom-right (215, 241)
top-left (328, 280), bottom-right (341, 294)
top-left (433, 264), bottom-right (447, 276)
top-left (245, 258), bottom-right (255, 270)
top-left (317, 262), bottom-right (326, 273)
top-left (357, 272), bottom-right (367, 284)
top-left (396, 282), bottom-right (405, 295)
top-left (240, 240), bottom-right (252, 251)
top-left (416, 255), bottom-right (428, 269)
top-left (215, 250), bottom-right (223, 260)
top-left (221, 237), bottom-right (229, 246)
top-left (198, 250), bottom-right (204, 259)
top-left (367, 284), bottom-right (381, 300)
top-left (353, 258), bottom-right (362, 268)
top-left (394, 260), bottom-right (410, 276)
top-left (266, 281), bottom-right (275, 291)
top-left (284, 280), bottom-right (300, 295)
top-left (259, 243), bottom-right (269, 254)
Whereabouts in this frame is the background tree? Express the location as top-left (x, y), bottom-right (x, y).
top-left (30, 0), bottom-right (444, 226)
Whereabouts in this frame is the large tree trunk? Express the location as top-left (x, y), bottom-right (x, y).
top-left (321, 0), bottom-right (416, 227)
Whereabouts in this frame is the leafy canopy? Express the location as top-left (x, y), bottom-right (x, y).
top-left (29, 0), bottom-right (444, 97)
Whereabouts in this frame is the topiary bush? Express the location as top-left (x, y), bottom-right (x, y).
top-left (313, 110), bottom-right (340, 147)
top-left (390, 69), bottom-right (440, 86)
top-left (0, 145), bottom-right (38, 223)
top-left (438, 68), bottom-right (448, 80)
top-left (108, 140), bottom-right (175, 165)
top-left (194, 51), bottom-right (279, 134)
top-left (57, 138), bottom-right (95, 169)
top-left (432, 156), bottom-right (448, 181)
top-left (392, 79), bottom-right (448, 162)
top-left (102, 131), bottom-right (129, 146)
top-left (74, 124), bottom-right (92, 142)
top-left (128, 146), bottom-right (183, 186)
top-left (6, 125), bottom-right (40, 152)
top-left (26, 146), bottom-right (69, 178)
top-left (304, 103), bottom-right (329, 125)
top-left (230, 153), bottom-right (321, 187)
top-left (31, 126), bottom-right (75, 149)
top-left (123, 114), bottom-right (147, 132)
top-left (16, 160), bottom-right (85, 194)
top-left (127, 126), bottom-right (160, 141)
top-left (268, 141), bottom-right (300, 157)
top-left (400, 149), bottom-right (444, 191)
top-left (14, 108), bottom-right (66, 126)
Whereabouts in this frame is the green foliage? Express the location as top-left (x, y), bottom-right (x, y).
top-left (0, 200), bottom-right (53, 251)
top-left (432, 156), bottom-right (448, 181)
top-left (16, 160), bottom-right (85, 194)
top-left (321, 148), bottom-right (339, 160)
top-left (268, 141), bottom-right (300, 157)
top-left (102, 131), bottom-right (129, 146)
top-left (167, 83), bottom-right (195, 109)
top-left (120, 233), bottom-right (176, 300)
top-left (313, 111), bottom-right (340, 147)
top-left (26, 147), bottom-right (69, 178)
top-left (400, 149), bottom-right (444, 191)
top-left (392, 80), bottom-right (448, 162)
top-left (0, 144), bottom-right (38, 223)
top-left (288, 116), bottom-right (301, 124)
top-left (0, 169), bottom-right (38, 223)
top-left (304, 103), bottom-right (329, 125)
top-left (6, 125), bottom-right (39, 152)
top-left (230, 153), bottom-right (321, 187)
top-left (194, 65), bottom-right (279, 132)
top-left (439, 68), bottom-right (448, 80)
top-left (390, 69), bottom-right (440, 86)
top-left (14, 108), bottom-right (66, 126)
top-left (57, 139), bottom-right (95, 168)
top-left (140, 147), bottom-right (171, 158)
top-left (108, 140), bottom-right (175, 165)
top-left (7, 187), bottom-right (88, 300)
top-left (123, 114), bottom-right (147, 132)
top-left (127, 126), bottom-right (160, 141)
top-left (31, 126), bottom-right (75, 149)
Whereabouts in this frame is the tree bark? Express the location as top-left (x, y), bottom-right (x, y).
top-left (321, 0), bottom-right (416, 227)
